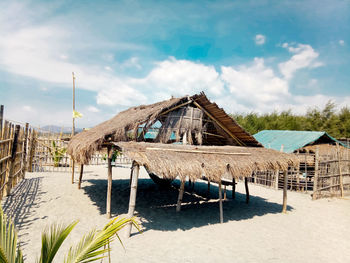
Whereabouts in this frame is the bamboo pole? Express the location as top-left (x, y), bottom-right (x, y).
top-left (0, 105), bottom-right (3, 138)
top-left (312, 146), bottom-right (319, 200)
top-left (78, 164), bottom-right (84, 189)
top-left (176, 179), bottom-right (185, 212)
top-left (232, 177), bottom-right (236, 199)
top-left (106, 146), bottom-right (113, 218)
top-left (125, 162), bottom-right (140, 238)
top-left (218, 180), bottom-right (223, 223)
top-left (21, 123), bottom-right (29, 179)
top-left (4, 125), bottom-right (20, 197)
top-left (336, 143), bottom-right (344, 198)
top-left (244, 177), bottom-right (249, 204)
top-left (71, 72), bottom-right (76, 184)
top-left (282, 170), bottom-right (288, 213)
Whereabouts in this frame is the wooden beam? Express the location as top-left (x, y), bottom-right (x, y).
top-left (146, 147), bottom-right (251, 156)
top-left (78, 164), bottom-right (84, 189)
top-left (125, 162), bottom-right (140, 238)
top-left (106, 146), bottom-right (113, 219)
top-left (202, 131), bottom-right (225, 138)
top-left (282, 170), bottom-right (288, 213)
top-left (218, 180), bottom-right (223, 223)
top-left (192, 101), bottom-right (245, 146)
top-left (176, 180), bottom-right (185, 212)
top-left (244, 177), bottom-right (249, 204)
top-left (159, 100), bottom-right (193, 116)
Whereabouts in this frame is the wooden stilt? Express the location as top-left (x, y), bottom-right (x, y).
top-left (125, 162), bottom-right (140, 238)
top-left (78, 164), bottom-right (84, 189)
top-left (71, 160), bottom-right (75, 184)
top-left (106, 146), bottom-right (113, 219)
top-left (232, 178), bottom-right (236, 199)
top-left (244, 177), bottom-right (249, 204)
top-left (207, 180), bottom-right (210, 200)
top-left (176, 180), bottom-right (185, 212)
top-left (275, 170), bottom-right (279, 189)
top-left (218, 180), bottom-right (223, 223)
top-left (223, 185), bottom-right (227, 200)
top-left (336, 143), bottom-right (344, 198)
top-left (282, 170), bottom-right (288, 213)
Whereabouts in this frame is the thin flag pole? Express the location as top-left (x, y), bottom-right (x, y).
top-left (71, 72), bottom-right (76, 184)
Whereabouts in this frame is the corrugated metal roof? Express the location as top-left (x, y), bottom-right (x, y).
top-left (253, 130), bottom-right (344, 153)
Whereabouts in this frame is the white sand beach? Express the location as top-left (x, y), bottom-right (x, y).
top-left (2, 165), bottom-right (350, 263)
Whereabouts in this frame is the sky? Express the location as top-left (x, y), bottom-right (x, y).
top-left (1, 0), bottom-right (349, 128)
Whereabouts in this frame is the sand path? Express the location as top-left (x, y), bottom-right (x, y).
top-left (2, 165), bottom-right (350, 262)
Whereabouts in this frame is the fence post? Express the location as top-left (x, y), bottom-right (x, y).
top-left (21, 123), bottom-right (29, 179)
top-left (4, 125), bottom-right (20, 196)
top-left (312, 146), bottom-right (319, 200)
top-left (28, 129), bottom-right (36, 172)
top-left (336, 143), bottom-right (344, 198)
top-left (0, 105), bottom-right (3, 138)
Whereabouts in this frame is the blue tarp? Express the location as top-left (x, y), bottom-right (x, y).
top-left (254, 130), bottom-right (345, 153)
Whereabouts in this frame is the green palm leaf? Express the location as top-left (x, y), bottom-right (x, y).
top-left (0, 206), bottom-right (23, 263)
top-left (64, 217), bottom-right (141, 263)
top-left (38, 221), bottom-right (78, 263)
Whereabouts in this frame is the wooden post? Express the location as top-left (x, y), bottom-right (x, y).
top-left (28, 130), bottom-right (36, 172)
top-left (21, 123), bottom-right (29, 179)
top-left (0, 105), bottom-right (3, 137)
top-left (232, 177), bottom-right (236, 199)
top-left (304, 155), bottom-right (308, 192)
top-left (282, 170), bottom-right (288, 213)
top-left (106, 146), bottom-right (113, 218)
top-left (78, 164), bottom-right (84, 189)
top-left (244, 177), bottom-right (249, 204)
top-left (336, 143), bottom-right (344, 198)
top-left (218, 180), bottom-right (223, 223)
top-left (223, 185), bottom-right (227, 200)
top-left (4, 125), bottom-right (20, 196)
top-left (312, 146), bottom-right (319, 200)
top-left (71, 160), bottom-right (75, 184)
top-left (176, 179), bottom-right (185, 212)
top-left (125, 162), bottom-right (140, 238)
top-left (207, 180), bottom-right (210, 200)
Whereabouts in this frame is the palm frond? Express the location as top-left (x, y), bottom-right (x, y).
top-left (38, 221), bottom-right (78, 263)
top-left (0, 206), bottom-right (23, 263)
top-left (64, 217), bottom-right (141, 263)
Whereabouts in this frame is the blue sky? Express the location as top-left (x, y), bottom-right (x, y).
top-left (0, 0), bottom-right (349, 128)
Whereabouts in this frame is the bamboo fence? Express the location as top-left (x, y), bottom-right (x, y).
top-left (0, 105), bottom-right (32, 200)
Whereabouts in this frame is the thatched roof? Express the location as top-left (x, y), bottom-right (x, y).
top-left (115, 142), bottom-right (299, 182)
top-left (68, 92), bottom-right (260, 164)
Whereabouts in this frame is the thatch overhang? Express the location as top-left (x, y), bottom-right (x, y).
top-left (114, 142), bottom-right (299, 182)
top-left (68, 92), bottom-right (261, 164)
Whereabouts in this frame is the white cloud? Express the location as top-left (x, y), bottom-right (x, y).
top-left (279, 43), bottom-right (323, 79)
top-left (255, 34), bottom-right (266, 45)
top-left (104, 66), bottom-right (112, 71)
top-left (121, 57), bottom-right (142, 70)
top-left (133, 57), bottom-right (224, 99)
top-left (221, 58), bottom-right (290, 111)
top-left (22, 105), bottom-right (33, 112)
top-left (87, 106), bottom-right (100, 113)
top-left (339, 40), bottom-right (345, 46)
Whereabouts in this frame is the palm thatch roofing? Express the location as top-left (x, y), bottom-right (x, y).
top-left (114, 142), bottom-right (299, 182)
top-left (68, 92), bottom-right (260, 164)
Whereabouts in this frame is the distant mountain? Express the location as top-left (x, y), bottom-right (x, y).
top-left (40, 125), bottom-right (84, 134)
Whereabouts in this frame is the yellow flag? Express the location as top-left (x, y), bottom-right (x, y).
top-left (72, 110), bottom-right (83, 118)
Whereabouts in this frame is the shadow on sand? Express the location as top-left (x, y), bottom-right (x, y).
top-left (83, 176), bottom-right (293, 232)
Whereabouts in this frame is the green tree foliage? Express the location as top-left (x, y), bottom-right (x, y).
top-left (231, 101), bottom-right (350, 138)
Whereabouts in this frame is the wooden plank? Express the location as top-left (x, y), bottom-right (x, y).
top-left (146, 147), bottom-right (251, 155)
top-left (159, 100), bottom-right (193, 116)
top-left (125, 162), bottom-right (140, 238)
top-left (232, 178), bottom-right (236, 199)
top-left (21, 123), bottom-right (29, 179)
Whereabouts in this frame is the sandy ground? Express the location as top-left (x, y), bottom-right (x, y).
top-left (2, 164), bottom-right (350, 263)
